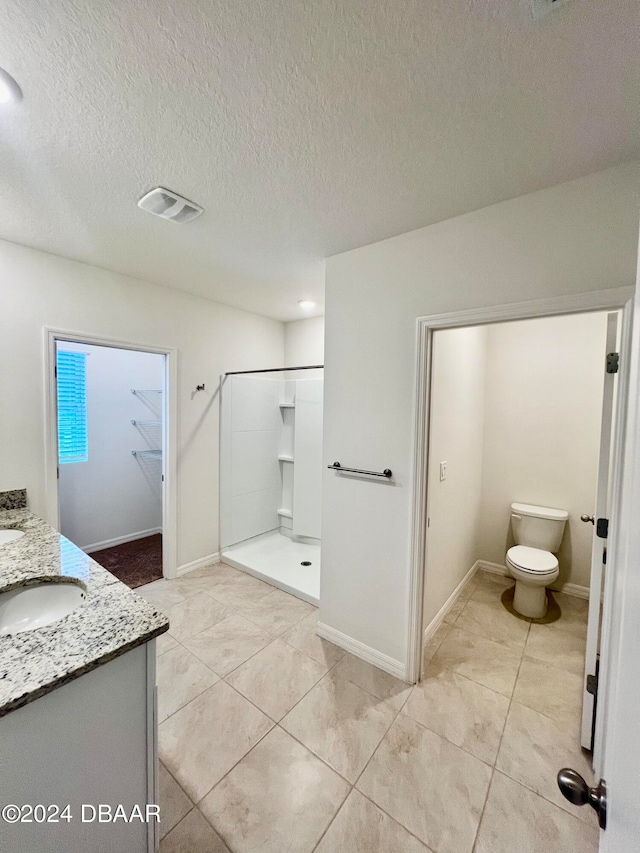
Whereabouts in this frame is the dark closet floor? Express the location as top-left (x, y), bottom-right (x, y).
top-left (90, 533), bottom-right (163, 589)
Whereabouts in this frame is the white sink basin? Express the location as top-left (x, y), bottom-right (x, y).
top-left (0, 529), bottom-right (25, 545)
top-left (0, 582), bottom-right (86, 635)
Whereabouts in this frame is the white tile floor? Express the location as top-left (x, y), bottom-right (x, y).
top-left (139, 565), bottom-right (598, 853)
top-left (221, 530), bottom-right (320, 604)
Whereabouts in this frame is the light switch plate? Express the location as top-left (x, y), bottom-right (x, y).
top-left (440, 462), bottom-right (447, 481)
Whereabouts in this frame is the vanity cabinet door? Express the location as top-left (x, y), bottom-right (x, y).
top-left (0, 643), bottom-right (155, 852)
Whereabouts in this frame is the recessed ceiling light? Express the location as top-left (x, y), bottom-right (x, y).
top-left (297, 300), bottom-right (316, 310)
top-left (0, 68), bottom-right (22, 105)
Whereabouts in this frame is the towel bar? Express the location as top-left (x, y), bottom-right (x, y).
top-left (328, 462), bottom-right (392, 478)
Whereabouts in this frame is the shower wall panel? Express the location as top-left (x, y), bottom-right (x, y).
top-left (220, 376), bottom-right (282, 548)
top-left (220, 375), bottom-right (324, 549)
top-left (293, 379), bottom-right (324, 539)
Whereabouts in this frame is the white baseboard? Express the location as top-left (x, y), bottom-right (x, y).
top-left (84, 527), bottom-right (162, 554)
top-left (475, 560), bottom-right (589, 599)
top-left (423, 563), bottom-right (479, 646)
top-left (177, 552), bottom-right (220, 576)
top-left (552, 581), bottom-right (590, 600)
top-left (316, 621), bottom-right (408, 682)
top-left (475, 560), bottom-right (509, 576)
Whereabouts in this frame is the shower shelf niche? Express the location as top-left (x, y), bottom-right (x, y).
top-left (278, 395), bottom-right (295, 527)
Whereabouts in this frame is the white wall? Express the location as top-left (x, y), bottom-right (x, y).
top-left (284, 316), bottom-right (325, 367)
top-left (322, 162), bottom-right (639, 670)
top-left (58, 342), bottom-right (164, 551)
top-left (479, 312), bottom-right (608, 590)
top-left (423, 326), bottom-right (488, 628)
top-left (0, 239), bottom-right (284, 569)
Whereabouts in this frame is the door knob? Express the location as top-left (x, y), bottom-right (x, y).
top-left (580, 514), bottom-right (595, 524)
top-left (557, 769), bottom-right (607, 829)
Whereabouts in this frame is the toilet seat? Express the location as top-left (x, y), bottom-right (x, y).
top-left (507, 545), bottom-right (558, 575)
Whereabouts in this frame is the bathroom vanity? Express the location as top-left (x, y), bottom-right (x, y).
top-left (0, 501), bottom-right (168, 853)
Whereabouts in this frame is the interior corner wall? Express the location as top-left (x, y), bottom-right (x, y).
top-left (478, 312), bottom-right (608, 590)
top-left (0, 239), bottom-right (284, 569)
top-left (321, 162), bottom-right (640, 670)
top-left (58, 342), bottom-right (164, 552)
top-left (422, 326), bottom-right (488, 629)
top-left (284, 316), bottom-right (325, 368)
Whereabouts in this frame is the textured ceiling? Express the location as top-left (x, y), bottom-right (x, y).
top-left (0, 0), bottom-right (638, 320)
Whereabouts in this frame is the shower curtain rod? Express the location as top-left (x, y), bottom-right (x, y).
top-left (225, 364), bottom-right (324, 375)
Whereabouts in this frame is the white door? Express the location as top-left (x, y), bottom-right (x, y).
top-left (596, 288), bottom-right (640, 852)
top-left (580, 312), bottom-right (619, 750)
top-left (555, 290), bottom-right (639, 848)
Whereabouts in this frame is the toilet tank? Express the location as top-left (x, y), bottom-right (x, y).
top-left (510, 502), bottom-right (568, 552)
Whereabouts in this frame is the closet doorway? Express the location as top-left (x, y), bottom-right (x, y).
top-left (44, 330), bottom-right (178, 584)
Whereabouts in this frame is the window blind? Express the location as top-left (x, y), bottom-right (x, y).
top-left (56, 351), bottom-right (88, 464)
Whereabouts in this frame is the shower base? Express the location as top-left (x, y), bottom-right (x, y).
top-left (221, 530), bottom-right (320, 606)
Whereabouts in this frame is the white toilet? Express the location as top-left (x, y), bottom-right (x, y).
top-left (506, 502), bottom-right (568, 618)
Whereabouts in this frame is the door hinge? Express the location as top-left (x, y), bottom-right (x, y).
top-left (587, 657), bottom-right (601, 752)
top-left (56, 467), bottom-right (59, 480)
top-left (596, 518), bottom-right (609, 539)
top-left (606, 352), bottom-right (619, 374)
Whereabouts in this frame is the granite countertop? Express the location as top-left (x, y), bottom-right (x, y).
top-left (0, 508), bottom-right (169, 717)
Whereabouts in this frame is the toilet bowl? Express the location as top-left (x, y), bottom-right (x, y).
top-left (506, 545), bottom-right (559, 618)
top-left (507, 502), bottom-right (568, 618)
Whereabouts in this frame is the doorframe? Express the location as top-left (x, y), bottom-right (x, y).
top-left (43, 328), bottom-right (179, 579)
top-left (407, 286), bottom-right (635, 684)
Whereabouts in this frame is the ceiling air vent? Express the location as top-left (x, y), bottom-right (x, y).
top-left (137, 187), bottom-right (203, 224)
top-left (532, 0), bottom-right (571, 19)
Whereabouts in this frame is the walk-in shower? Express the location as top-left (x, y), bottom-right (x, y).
top-left (219, 365), bottom-right (324, 604)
